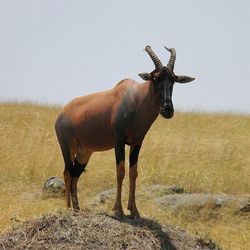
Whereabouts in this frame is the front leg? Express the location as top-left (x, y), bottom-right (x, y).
top-left (128, 143), bottom-right (141, 218)
top-left (113, 138), bottom-right (125, 219)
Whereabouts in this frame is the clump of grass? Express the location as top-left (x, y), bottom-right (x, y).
top-left (0, 102), bottom-right (249, 249)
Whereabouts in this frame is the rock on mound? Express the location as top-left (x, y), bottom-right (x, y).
top-left (0, 210), bottom-right (219, 250)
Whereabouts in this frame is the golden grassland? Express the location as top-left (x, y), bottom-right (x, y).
top-left (0, 102), bottom-right (249, 249)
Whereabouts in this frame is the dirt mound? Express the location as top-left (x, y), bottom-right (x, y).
top-left (0, 210), bottom-right (220, 250)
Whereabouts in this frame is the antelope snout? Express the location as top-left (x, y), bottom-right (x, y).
top-left (160, 105), bottom-right (174, 119)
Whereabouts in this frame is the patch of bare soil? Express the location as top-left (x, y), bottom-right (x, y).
top-left (0, 210), bottom-right (220, 250)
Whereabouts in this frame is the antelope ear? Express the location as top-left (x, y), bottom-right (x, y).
top-left (138, 73), bottom-right (152, 81)
top-left (175, 75), bottom-right (195, 84)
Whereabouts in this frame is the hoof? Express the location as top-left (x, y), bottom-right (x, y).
top-left (113, 208), bottom-right (124, 220)
top-left (73, 208), bottom-right (80, 212)
top-left (73, 205), bottom-right (80, 210)
top-left (73, 210), bottom-right (80, 216)
top-left (129, 209), bottom-right (140, 219)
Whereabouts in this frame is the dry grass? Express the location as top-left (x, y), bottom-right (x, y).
top-left (0, 210), bottom-right (219, 250)
top-left (0, 102), bottom-right (249, 249)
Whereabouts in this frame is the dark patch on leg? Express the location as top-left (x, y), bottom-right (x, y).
top-left (129, 144), bottom-right (141, 167)
top-left (67, 158), bottom-right (87, 177)
top-left (115, 139), bottom-right (125, 166)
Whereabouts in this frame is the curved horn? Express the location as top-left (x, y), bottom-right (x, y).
top-left (164, 46), bottom-right (176, 72)
top-left (145, 45), bottom-right (163, 70)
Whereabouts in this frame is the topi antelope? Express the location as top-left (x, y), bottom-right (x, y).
top-left (55, 45), bottom-right (195, 218)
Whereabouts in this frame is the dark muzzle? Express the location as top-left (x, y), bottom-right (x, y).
top-left (160, 105), bottom-right (174, 119)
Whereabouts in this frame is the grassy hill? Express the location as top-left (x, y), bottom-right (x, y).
top-left (0, 102), bottom-right (249, 249)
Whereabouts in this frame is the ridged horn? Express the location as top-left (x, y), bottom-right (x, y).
top-left (145, 45), bottom-right (163, 70)
top-left (165, 46), bottom-right (176, 72)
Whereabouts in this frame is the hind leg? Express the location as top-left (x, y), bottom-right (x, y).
top-left (70, 146), bottom-right (92, 211)
top-left (63, 140), bottom-right (77, 209)
top-left (64, 168), bottom-right (72, 208)
top-left (55, 116), bottom-right (91, 210)
top-left (70, 160), bottom-right (87, 211)
top-left (56, 136), bottom-right (76, 209)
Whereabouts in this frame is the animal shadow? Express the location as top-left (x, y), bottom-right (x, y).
top-left (109, 214), bottom-right (177, 250)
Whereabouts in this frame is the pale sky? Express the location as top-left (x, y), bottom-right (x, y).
top-left (0, 1), bottom-right (250, 114)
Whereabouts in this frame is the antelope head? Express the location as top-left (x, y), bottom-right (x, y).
top-left (139, 46), bottom-right (195, 119)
